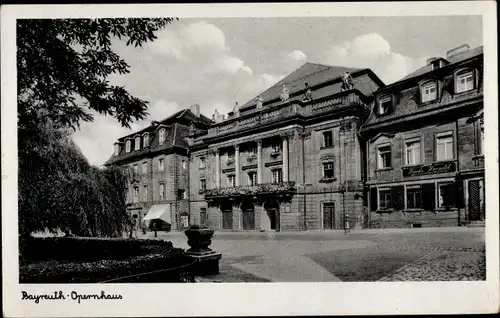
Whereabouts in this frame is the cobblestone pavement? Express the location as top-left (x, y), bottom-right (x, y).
top-left (142, 227), bottom-right (485, 282)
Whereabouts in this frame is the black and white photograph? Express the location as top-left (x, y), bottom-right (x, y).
top-left (2, 2), bottom-right (499, 317)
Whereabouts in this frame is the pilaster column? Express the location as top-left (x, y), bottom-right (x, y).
top-left (235, 144), bottom-right (240, 186)
top-left (282, 136), bottom-right (289, 182)
top-left (215, 148), bottom-right (221, 188)
top-left (257, 140), bottom-right (263, 184)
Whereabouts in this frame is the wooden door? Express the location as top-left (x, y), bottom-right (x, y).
top-left (242, 210), bottom-right (255, 230)
top-left (323, 203), bottom-right (335, 229)
top-left (468, 180), bottom-right (481, 221)
top-left (222, 210), bottom-right (233, 229)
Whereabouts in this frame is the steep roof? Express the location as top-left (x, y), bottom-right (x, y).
top-left (400, 45), bottom-right (483, 82)
top-left (240, 62), bottom-right (364, 109)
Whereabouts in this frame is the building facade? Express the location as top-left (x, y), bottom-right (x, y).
top-left (361, 44), bottom-right (484, 228)
top-left (104, 105), bottom-right (212, 231)
top-left (106, 44), bottom-right (484, 231)
top-left (188, 63), bottom-right (384, 231)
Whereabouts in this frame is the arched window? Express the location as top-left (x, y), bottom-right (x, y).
top-left (125, 140), bottom-right (131, 153)
top-left (159, 128), bottom-right (166, 145)
top-left (114, 143), bottom-right (120, 156)
top-left (143, 134), bottom-right (149, 147)
top-left (134, 136), bottom-right (141, 151)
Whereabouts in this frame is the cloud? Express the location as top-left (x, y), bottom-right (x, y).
top-left (149, 21), bottom-right (227, 59)
top-left (288, 49), bottom-right (307, 61)
top-left (321, 33), bottom-right (423, 84)
top-left (208, 55), bottom-right (253, 76)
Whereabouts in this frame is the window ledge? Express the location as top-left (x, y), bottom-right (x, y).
top-left (199, 167), bottom-right (206, 170)
top-left (434, 207), bottom-right (458, 212)
top-left (402, 164), bottom-right (424, 168)
top-left (319, 178), bottom-right (337, 183)
top-left (472, 155), bottom-right (484, 160)
top-left (375, 167), bottom-right (393, 172)
top-left (320, 146), bottom-right (334, 150)
top-left (403, 209), bottom-right (424, 213)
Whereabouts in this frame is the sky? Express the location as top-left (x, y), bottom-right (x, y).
top-left (71, 16), bottom-right (483, 166)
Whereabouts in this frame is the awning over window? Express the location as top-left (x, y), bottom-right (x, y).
top-left (143, 204), bottom-right (171, 224)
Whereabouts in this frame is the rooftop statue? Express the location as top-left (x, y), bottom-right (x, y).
top-left (280, 84), bottom-right (290, 102)
top-left (255, 95), bottom-right (264, 109)
top-left (233, 101), bottom-right (240, 117)
top-left (303, 82), bottom-right (313, 101)
top-left (212, 109), bottom-right (222, 123)
top-left (341, 71), bottom-right (355, 91)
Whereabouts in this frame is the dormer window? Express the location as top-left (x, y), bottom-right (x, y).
top-left (125, 140), bottom-right (131, 153)
top-left (456, 70), bottom-right (474, 93)
top-left (159, 128), bottom-right (166, 145)
top-left (143, 134), bottom-right (149, 147)
top-left (114, 144), bottom-right (120, 156)
top-left (421, 81), bottom-right (437, 103)
top-left (134, 136), bottom-right (141, 151)
top-left (377, 95), bottom-right (392, 115)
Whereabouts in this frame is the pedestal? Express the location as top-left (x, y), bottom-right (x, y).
top-left (186, 250), bottom-right (222, 276)
top-left (184, 225), bottom-right (222, 276)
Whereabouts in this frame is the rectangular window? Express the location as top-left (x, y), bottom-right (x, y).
top-left (438, 182), bottom-right (454, 208)
top-left (271, 169), bottom-right (283, 184)
top-left (378, 188), bottom-right (392, 210)
top-left (456, 71), bottom-right (474, 93)
top-left (134, 137), bottom-right (141, 151)
top-left (377, 145), bottom-right (392, 169)
top-left (114, 144), bottom-right (120, 156)
top-left (133, 164), bottom-right (138, 176)
top-left (143, 134), bottom-right (149, 147)
top-left (159, 158), bottom-right (164, 172)
top-left (406, 185), bottom-right (422, 209)
top-left (378, 96), bottom-right (391, 115)
top-left (126, 140), bottom-right (131, 153)
top-left (143, 185), bottom-right (148, 202)
top-left (133, 187), bottom-right (139, 203)
top-left (182, 160), bottom-right (187, 170)
top-left (159, 128), bottom-right (166, 145)
top-left (323, 131), bottom-right (333, 148)
top-left (199, 157), bottom-right (206, 169)
top-left (421, 82), bottom-right (437, 102)
top-left (142, 162), bottom-right (147, 174)
top-left (322, 162), bottom-right (334, 179)
top-left (159, 183), bottom-right (165, 201)
top-left (228, 175), bottom-right (236, 187)
top-left (200, 179), bottom-right (207, 192)
top-left (248, 172), bottom-right (257, 186)
top-left (405, 138), bottom-right (421, 165)
top-left (436, 132), bottom-right (454, 161)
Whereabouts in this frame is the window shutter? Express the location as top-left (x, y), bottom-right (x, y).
top-left (474, 67), bottom-right (482, 92)
top-left (370, 188), bottom-right (378, 211)
top-left (391, 186), bottom-right (404, 211)
top-left (422, 183), bottom-right (436, 211)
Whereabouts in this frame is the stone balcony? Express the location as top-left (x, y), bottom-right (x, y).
top-left (203, 181), bottom-right (296, 199)
top-left (207, 90), bottom-right (368, 138)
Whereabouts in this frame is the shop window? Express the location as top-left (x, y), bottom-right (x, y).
top-left (378, 188), bottom-right (392, 210)
top-left (406, 185), bottom-right (422, 209)
top-left (438, 182), bottom-right (455, 208)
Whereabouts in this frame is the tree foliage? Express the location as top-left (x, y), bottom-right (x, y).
top-left (17, 18), bottom-right (176, 130)
top-left (17, 18), bottom-right (176, 236)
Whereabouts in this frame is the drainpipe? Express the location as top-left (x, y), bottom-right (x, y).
top-left (455, 119), bottom-right (461, 226)
top-left (302, 129), bottom-right (307, 230)
top-left (187, 148), bottom-right (191, 227)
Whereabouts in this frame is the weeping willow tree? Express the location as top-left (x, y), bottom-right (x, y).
top-left (17, 18), bottom-right (177, 238)
top-left (18, 116), bottom-right (129, 237)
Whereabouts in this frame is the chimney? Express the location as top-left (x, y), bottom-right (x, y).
top-left (190, 104), bottom-right (200, 117)
top-left (446, 44), bottom-right (470, 59)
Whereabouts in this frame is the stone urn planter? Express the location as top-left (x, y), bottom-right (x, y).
top-left (184, 225), bottom-right (215, 254)
top-left (184, 225), bottom-right (222, 276)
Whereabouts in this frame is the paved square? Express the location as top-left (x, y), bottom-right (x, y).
top-left (144, 227), bottom-right (485, 282)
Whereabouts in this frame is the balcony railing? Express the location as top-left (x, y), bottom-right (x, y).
top-left (203, 181), bottom-right (296, 198)
top-left (207, 90), bottom-right (367, 137)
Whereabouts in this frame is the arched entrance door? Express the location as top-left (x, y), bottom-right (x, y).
top-left (241, 200), bottom-right (255, 230)
top-left (263, 199), bottom-right (280, 231)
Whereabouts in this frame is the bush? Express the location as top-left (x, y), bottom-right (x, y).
top-left (19, 236), bottom-right (174, 264)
